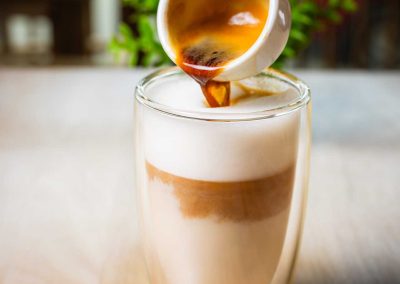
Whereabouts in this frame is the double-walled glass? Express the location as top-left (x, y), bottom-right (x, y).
top-left (135, 68), bottom-right (311, 284)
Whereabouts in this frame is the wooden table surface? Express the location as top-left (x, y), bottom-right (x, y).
top-left (0, 68), bottom-right (399, 284)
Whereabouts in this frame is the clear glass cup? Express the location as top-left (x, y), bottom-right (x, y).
top-left (134, 67), bottom-right (311, 284)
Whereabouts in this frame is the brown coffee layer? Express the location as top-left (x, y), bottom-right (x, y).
top-left (146, 162), bottom-right (296, 222)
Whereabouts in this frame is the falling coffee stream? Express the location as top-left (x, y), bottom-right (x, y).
top-left (177, 43), bottom-right (232, 107)
top-left (167, 0), bottom-right (269, 107)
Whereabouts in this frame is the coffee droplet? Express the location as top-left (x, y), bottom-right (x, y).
top-left (179, 40), bottom-right (232, 107)
top-left (201, 81), bottom-right (230, 107)
top-left (167, 0), bottom-right (269, 107)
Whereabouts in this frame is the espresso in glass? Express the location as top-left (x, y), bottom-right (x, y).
top-left (135, 68), bottom-right (311, 284)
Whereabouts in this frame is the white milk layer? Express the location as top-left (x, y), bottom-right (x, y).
top-left (142, 75), bottom-right (300, 181)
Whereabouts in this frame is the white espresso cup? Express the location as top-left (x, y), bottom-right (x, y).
top-left (157, 0), bottom-right (291, 81)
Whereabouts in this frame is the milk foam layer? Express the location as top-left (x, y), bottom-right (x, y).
top-left (142, 75), bottom-right (300, 181)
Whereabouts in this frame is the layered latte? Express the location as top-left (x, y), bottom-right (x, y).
top-left (136, 73), bottom-right (301, 284)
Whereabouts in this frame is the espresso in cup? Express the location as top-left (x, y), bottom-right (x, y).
top-left (166, 0), bottom-right (269, 107)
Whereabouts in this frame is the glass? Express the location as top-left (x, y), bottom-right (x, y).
top-left (134, 67), bottom-right (311, 284)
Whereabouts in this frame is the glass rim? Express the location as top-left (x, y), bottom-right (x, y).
top-left (135, 67), bottom-right (311, 122)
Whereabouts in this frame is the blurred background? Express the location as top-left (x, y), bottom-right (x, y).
top-left (0, 1), bottom-right (399, 283)
top-left (0, 0), bottom-right (399, 69)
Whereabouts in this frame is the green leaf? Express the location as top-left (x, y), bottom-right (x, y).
top-left (129, 52), bottom-right (139, 66)
top-left (119, 23), bottom-right (132, 37)
top-left (297, 2), bottom-right (319, 14)
top-left (329, 0), bottom-right (341, 8)
top-left (326, 10), bottom-right (342, 23)
top-left (342, 0), bottom-right (357, 12)
top-left (123, 0), bottom-right (159, 12)
top-left (282, 46), bottom-right (296, 58)
top-left (292, 11), bottom-right (313, 26)
top-left (290, 29), bottom-right (308, 44)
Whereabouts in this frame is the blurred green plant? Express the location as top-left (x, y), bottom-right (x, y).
top-left (109, 0), bottom-right (357, 68)
top-left (108, 0), bottom-right (169, 66)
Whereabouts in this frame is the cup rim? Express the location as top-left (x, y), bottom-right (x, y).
top-left (135, 67), bottom-right (311, 122)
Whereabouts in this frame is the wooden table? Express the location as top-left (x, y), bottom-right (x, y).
top-left (0, 68), bottom-right (399, 283)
